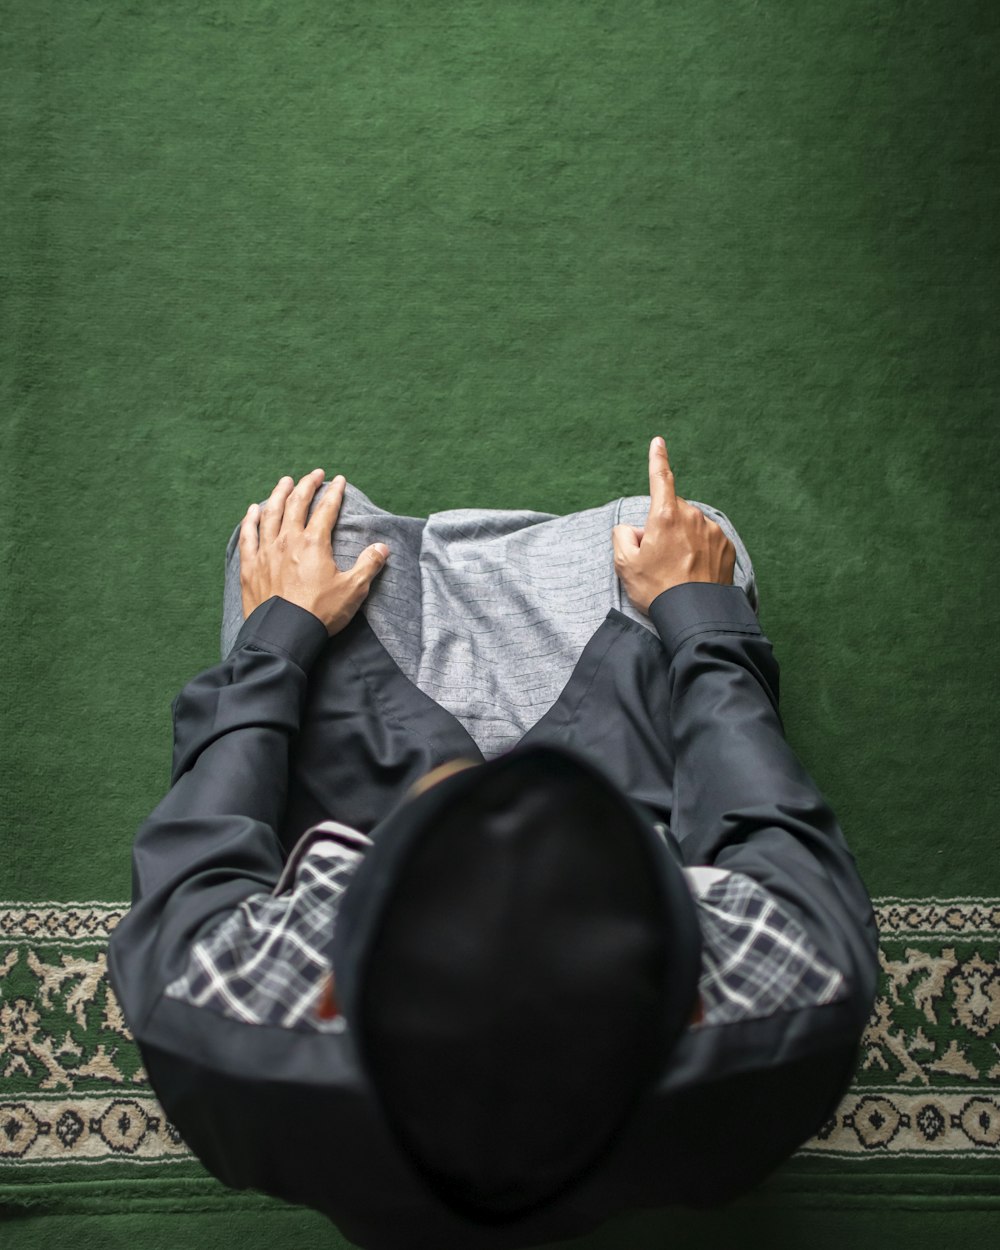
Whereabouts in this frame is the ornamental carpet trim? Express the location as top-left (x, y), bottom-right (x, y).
top-left (0, 897), bottom-right (997, 1167)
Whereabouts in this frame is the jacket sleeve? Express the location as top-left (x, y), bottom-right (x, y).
top-left (106, 595), bottom-right (331, 1043)
top-left (648, 581), bottom-right (880, 1032)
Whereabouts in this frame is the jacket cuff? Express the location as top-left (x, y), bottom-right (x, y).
top-left (228, 595), bottom-right (330, 672)
top-left (647, 582), bottom-right (763, 664)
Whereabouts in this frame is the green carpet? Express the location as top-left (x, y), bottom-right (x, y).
top-left (2, 1), bottom-right (998, 1245)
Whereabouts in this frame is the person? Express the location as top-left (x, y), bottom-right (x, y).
top-left (106, 437), bottom-right (879, 1250)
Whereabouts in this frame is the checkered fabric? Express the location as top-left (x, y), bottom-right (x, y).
top-left (692, 870), bottom-right (846, 1027)
top-left (163, 835), bottom-right (847, 1034)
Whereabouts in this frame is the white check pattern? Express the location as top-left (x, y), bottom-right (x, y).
top-left (692, 871), bottom-right (846, 1026)
top-left (163, 836), bottom-right (847, 1034)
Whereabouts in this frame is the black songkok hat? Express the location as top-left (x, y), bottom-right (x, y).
top-left (331, 742), bottom-right (702, 1225)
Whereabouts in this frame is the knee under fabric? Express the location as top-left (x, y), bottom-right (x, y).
top-left (330, 741), bottom-right (703, 1224)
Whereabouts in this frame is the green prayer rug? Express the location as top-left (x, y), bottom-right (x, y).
top-left (2, 1), bottom-right (997, 1246)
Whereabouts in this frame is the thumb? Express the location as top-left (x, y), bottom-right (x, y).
top-left (362, 543), bottom-right (389, 574)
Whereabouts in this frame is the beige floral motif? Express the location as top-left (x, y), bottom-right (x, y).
top-left (951, 953), bottom-right (1000, 1039)
top-left (861, 995), bottom-right (933, 1084)
top-left (881, 946), bottom-right (959, 1023)
top-left (1, 996), bottom-right (42, 1053)
top-left (859, 944), bottom-right (1000, 1085)
top-left (0, 949), bottom-right (136, 1092)
top-left (926, 1038), bottom-right (979, 1079)
top-left (103, 980), bottom-right (134, 1041)
top-left (0, 996), bottom-right (81, 1090)
top-left (26, 949), bottom-right (108, 1032)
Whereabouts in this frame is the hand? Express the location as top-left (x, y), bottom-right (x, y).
top-left (611, 437), bottom-right (735, 615)
top-left (240, 469), bottom-right (390, 637)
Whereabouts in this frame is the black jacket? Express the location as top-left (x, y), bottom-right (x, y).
top-left (106, 581), bottom-right (880, 1250)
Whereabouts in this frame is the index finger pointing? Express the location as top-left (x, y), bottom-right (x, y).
top-left (649, 436), bottom-right (676, 510)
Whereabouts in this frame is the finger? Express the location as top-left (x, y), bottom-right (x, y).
top-left (311, 474), bottom-right (346, 530)
top-left (239, 502), bottom-right (260, 560)
top-left (282, 468), bottom-right (326, 530)
top-left (611, 523), bottom-right (638, 557)
top-left (260, 475), bottom-right (297, 541)
top-left (648, 436), bottom-right (677, 516)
